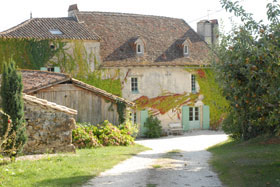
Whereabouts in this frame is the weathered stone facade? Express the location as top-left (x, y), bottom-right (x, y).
top-left (22, 94), bottom-right (77, 154)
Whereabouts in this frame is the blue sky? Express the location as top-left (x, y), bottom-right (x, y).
top-left (1, 0), bottom-right (268, 33)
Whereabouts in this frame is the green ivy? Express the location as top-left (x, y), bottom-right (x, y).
top-left (0, 38), bottom-right (57, 71)
top-left (116, 100), bottom-right (126, 124)
top-left (196, 69), bottom-right (229, 129)
top-left (0, 38), bottom-right (122, 96)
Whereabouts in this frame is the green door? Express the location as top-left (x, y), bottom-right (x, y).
top-left (203, 105), bottom-right (210, 129)
top-left (183, 106), bottom-right (200, 130)
top-left (140, 110), bottom-right (148, 137)
top-left (189, 107), bottom-right (200, 129)
top-left (182, 106), bottom-right (189, 131)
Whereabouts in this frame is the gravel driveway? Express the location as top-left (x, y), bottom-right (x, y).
top-left (83, 130), bottom-right (228, 187)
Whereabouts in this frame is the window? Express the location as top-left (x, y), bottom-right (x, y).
top-left (189, 107), bottom-right (193, 121)
top-left (191, 74), bottom-right (196, 93)
top-left (137, 44), bottom-right (141, 53)
top-left (47, 67), bottom-right (54, 72)
top-left (131, 77), bottom-right (138, 93)
top-left (130, 112), bottom-right (137, 124)
top-left (133, 112), bottom-right (137, 124)
top-left (195, 107), bottom-right (199, 120)
top-left (189, 107), bottom-right (199, 121)
top-left (49, 29), bottom-right (63, 35)
top-left (184, 45), bottom-right (189, 55)
top-left (136, 43), bottom-right (144, 54)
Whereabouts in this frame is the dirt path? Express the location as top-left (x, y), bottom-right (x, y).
top-left (83, 130), bottom-right (227, 187)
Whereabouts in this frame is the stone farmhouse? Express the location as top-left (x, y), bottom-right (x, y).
top-left (0, 4), bottom-right (219, 135)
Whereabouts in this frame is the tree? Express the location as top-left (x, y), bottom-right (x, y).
top-left (1, 59), bottom-right (27, 155)
top-left (213, 0), bottom-right (280, 140)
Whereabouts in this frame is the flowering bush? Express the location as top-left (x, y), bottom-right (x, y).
top-left (72, 120), bottom-right (137, 149)
top-left (72, 124), bottom-right (101, 149)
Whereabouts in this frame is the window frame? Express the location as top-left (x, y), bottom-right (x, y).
top-left (191, 74), bottom-right (196, 93)
top-left (47, 67), bottom-right (55, 72)
top-left (189, 107), bottom-right (199, 121)
top-left (136, 43), bottom-right (144, 54)
top-left (131, 77), bottom-right (139, 93)
top-left (133, 112), bottom-right (137, 124)
top-left (183, 44), bottom-right (189, 56)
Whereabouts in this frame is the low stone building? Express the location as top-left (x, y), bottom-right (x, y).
top-left (23, 94), bottom-right (77, 154)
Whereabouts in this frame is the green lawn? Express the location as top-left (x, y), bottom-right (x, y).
top-left (207, 136), bottom-right (280, 187)
top-left (0, 144), bottom-right (149, 187)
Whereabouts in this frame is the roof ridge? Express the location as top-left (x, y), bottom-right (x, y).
top-left (20, 69), bottom-right (71, 78)
top-left (71, 78), bottom-right (134, 106)
top-left (78, 11), bottom-right (184, 21)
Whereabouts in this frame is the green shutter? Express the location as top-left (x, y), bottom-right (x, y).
top-left (54, 67), bottom-right (60, 73)
top-left (203, 105), bottom-right (210, 129)
top-left (182, 106), bottom-right (190, 131)
top-left (40, 67), bottom-right (47, 71)
top-left (140, 110), bottom-right (148, 137)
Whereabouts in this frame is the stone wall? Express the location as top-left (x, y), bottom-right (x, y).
top-left (23, 94), bottom-right (77, 154)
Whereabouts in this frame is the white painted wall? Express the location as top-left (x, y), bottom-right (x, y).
top-left (119, 67), bottom-right (200, 101)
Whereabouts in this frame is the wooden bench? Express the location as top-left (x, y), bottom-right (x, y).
top-left (168, 123), bottom-right (183, 135)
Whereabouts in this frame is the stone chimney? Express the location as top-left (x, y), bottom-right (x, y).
top-left (68, 4), bottom-right (79, 18)
top-left (197, 19), bottom-right (219, 45)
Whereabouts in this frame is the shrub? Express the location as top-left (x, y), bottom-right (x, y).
top-left (72, 120), bottom-right (136, 149)
top-left (0, 111), bottom-right (18, 161)
top-left (144, 116), bottom-right (162, 138)
top-left (1, 60), bottom-right (27, 156)
top-left (98, 120), bottom-right (134, 146)
top-left (72, 123), bottom-right (101, 149)
top-left (119, 113), bottom-right (139, 138)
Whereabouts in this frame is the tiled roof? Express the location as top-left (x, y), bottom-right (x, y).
top-left (20, 70), bottom-right (134, 106)
top-left (76, 11), bottom-right (211, 67)
top-left (0, 18), bottom-right (100, 40)
top-left (23, 94), bottom-right (77, 115)
top-left (21, 70), bottom-right (71, 93)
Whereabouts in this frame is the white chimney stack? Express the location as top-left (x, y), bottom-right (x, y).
top-left (197, 19), bottom-right (219, 45)
top-left (68, 4), bottom-right (79, 19)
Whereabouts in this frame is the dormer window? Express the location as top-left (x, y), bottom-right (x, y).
top-left (137, 44), bottom-right (141, 53)
top-left (184, 45), bottom-right (189, 56)
top-left (133, 36), bottom-right (145, 55)
top-left (136, 43), bottom-right (144, 54)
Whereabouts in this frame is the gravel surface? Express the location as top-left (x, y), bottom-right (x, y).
top-left (83, 130), bottom-right (228, 187)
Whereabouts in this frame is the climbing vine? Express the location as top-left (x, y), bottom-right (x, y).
top-left (193, 68), bottom-right (229, 129)
top-left (0, 38), bottom-right (58, 71)
top-left (116, 100), bottom-right (126, 124)
top-left (0, 38), bottom-right (122, 96)
top-left (135, 93), bottom-right (199, 118)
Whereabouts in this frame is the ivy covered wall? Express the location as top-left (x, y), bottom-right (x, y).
top-left (192, 68), bottom-right (229, 128)
top-left (0, 38), bottom-right (122, 96)
top-left (0, 38), bottom-right (57, 71)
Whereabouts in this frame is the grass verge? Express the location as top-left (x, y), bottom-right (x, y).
top-left (207, 136), bottom-right (280, 187)
top-left (0, 144), bottom-right (149, 187)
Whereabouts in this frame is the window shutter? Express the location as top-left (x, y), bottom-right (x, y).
top-left (203, 105), bottom-right (210, 129)
top-left (182, 106), bottom-right (190, 131)
top-left (140, 110), bottom-right (148, 137)
top-left (54, 67), bottom-right (60, 73)
top-left (40, 67), bottom-right (47, 71)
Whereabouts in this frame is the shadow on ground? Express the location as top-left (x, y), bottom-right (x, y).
top-left (36, 175), bottom-right (94, 187)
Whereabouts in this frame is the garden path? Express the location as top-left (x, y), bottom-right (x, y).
top-left (83, 130), bottom-right (228, 187)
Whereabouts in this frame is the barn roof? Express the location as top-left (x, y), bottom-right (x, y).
top-left (20, 70), bottom-right (134, 106)
top-left (0, 18), bottom-right (100, 41)
top-left (75, 10), bottom-right (211, 67)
